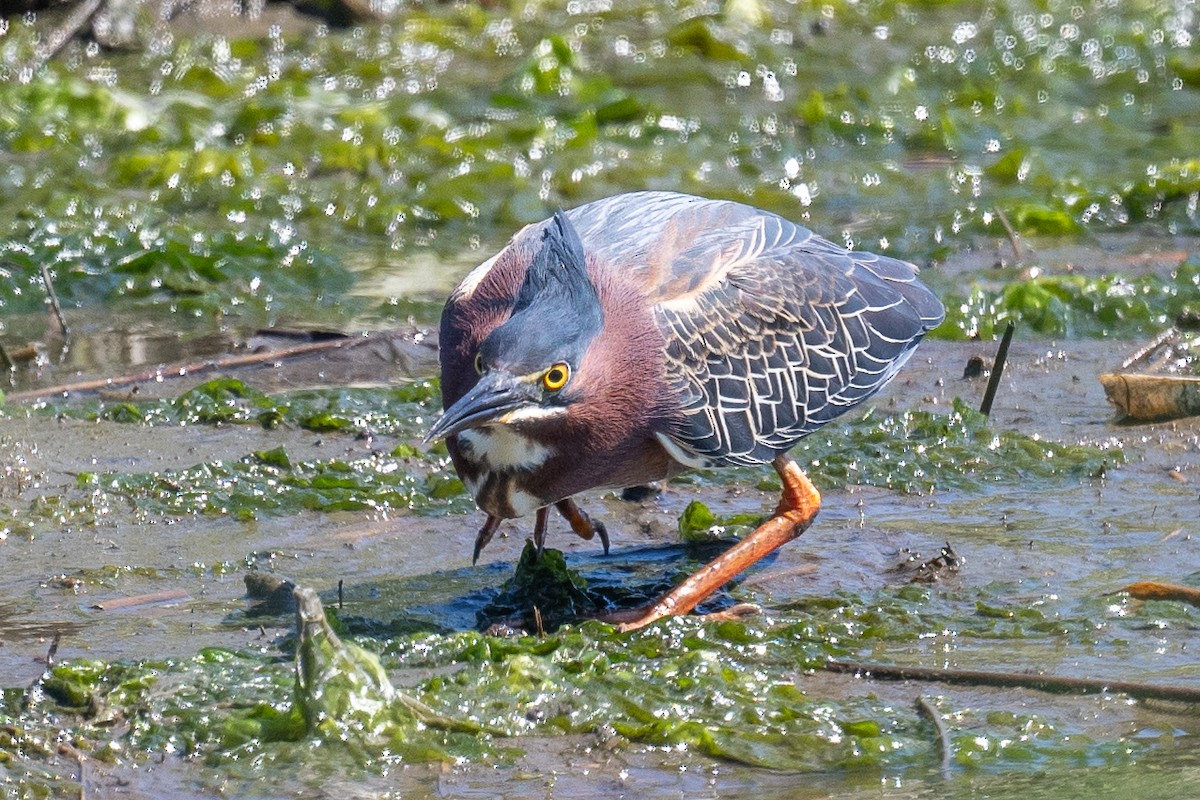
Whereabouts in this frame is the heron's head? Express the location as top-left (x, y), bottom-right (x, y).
top-left (425, 211), bottom-right (605, 443)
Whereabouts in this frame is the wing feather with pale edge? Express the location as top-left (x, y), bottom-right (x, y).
top-left (565, 192), bottom-right (945, 468)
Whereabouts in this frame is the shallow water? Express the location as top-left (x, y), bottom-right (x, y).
top-left (2, 0), bottom-right (1200, 796)
top-left (3, 334), bottom-right (1200, 796)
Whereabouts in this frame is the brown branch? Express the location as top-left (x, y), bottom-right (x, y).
top-left (823, 660), bottom-right (1200, 704)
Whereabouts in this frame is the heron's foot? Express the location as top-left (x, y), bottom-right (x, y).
top-left (532, 506), bottom-right (551, 557)
top-left (604, 454), bottom-right (821, 632)
top-left (554, 498), bottom-right (610, 555)
top-left (471, 515), bottom-right (503, 565)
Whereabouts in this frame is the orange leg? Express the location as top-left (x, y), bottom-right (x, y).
top-left (554, 499), bottom-right (610, 555)
top-left (608, 453), bottom-right (822, 632)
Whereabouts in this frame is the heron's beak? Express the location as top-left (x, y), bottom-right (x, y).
top-left (424, 371), bottom-right (538, 444)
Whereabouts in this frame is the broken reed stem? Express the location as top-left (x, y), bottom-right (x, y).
top-left (979, 321), bottom-right (1015, 416)
top-left (824, 660), bottom-right (1200, 704)
top-left (40, 264), bottom-right (70, 338)
top-left (913, 695), bottom-right (952, 780)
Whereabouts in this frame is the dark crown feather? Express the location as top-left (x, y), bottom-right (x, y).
top-left (512, 211), bottom-right (599, 315)
top-left (480, 210), bottom-right (603, 369)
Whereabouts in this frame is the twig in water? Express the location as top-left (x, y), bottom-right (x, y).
top-left (993, 206), bottom-right (1024, 263)
top-left (90, 589), bottom-right (189, 611)
top-left (914, 695), bottom-right (952, 780)
top-left (979, 321), bottom-right (1015, 416)
top-left (3, 333), bottom-right (367, 404)
top-left (40, 264), bottom-right (70, 338)
top-left (1159, 527), bottom-right (1186, 542)
top-left (58, 740), bottom-right (89, 800)
top-left (28, 0), bottom-right (106, 74)
top-left (823, 660), bottom-right (1200, 704)
top-left (338, 578), bottom-right (344, 610)
top-left (45, 632), bottom-right (62, 668)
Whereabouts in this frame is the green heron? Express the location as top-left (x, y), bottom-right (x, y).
top-left (426, 191), bottom-right (944, 630)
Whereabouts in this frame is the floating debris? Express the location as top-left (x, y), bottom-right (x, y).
top-left (1100, 321), bottom-right (1200, 421)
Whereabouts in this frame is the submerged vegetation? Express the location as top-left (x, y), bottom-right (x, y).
top-left (9, 573), bottom-right (1189, 782)
top-left (1, 0), bottom-right (1198, 795)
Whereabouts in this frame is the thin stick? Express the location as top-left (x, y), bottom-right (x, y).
top-left (979, 321), bottom-right (1015, 416)
top-left (0, 342), bottom-right (13, 373)
top-left (91, 588), bottom-right (189, 611)
top-left (824, 660), bottom-right (1200, 704)
top-left (914, 695), bottom-right (952, 780)
top-left (993, 206), bottom-right (1024, 263)
top-left (29, 0), bottom-right (106, 73)
top-left (3, 333), bottom-right (365, 404)
top-left (1120, 326), bottom-right (1179, 370)
top-left (45, 632), bottom-right (62, 668)
top-left (40, 264), bottom-right (70, 338)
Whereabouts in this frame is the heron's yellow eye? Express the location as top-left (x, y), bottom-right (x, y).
top-left (542, 363), bottom-right (570, 392)
top-left (473, 353), bottom-right (484, 375)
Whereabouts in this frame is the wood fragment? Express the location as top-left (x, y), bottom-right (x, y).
top-left (91, 588), bottom-right (190, 611)
top-left (1112, 581), bottom-right (1200, 609)
top-left (914, 695), bottom-right (952, 780)
top-left (823, 660), bottom-right (1200, 704)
